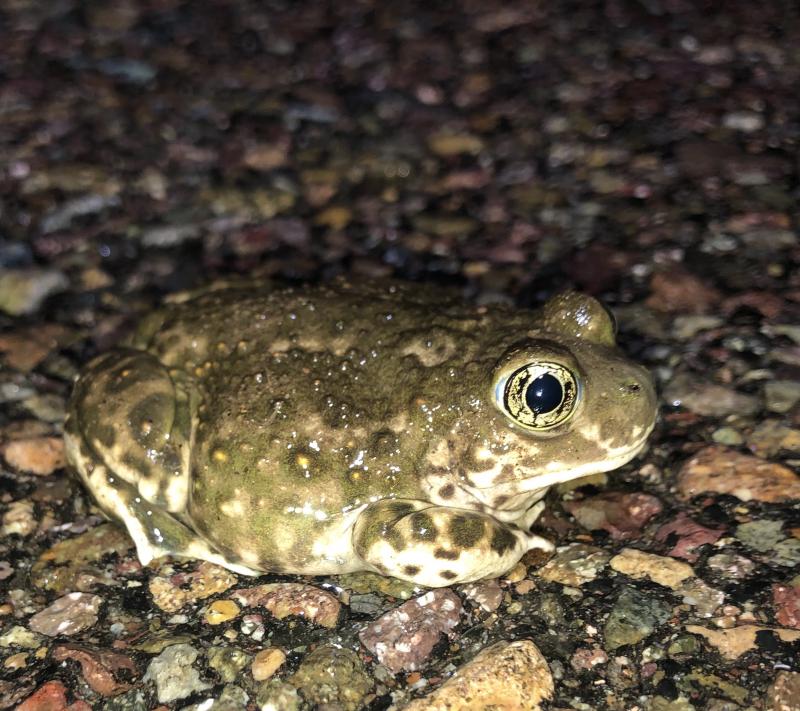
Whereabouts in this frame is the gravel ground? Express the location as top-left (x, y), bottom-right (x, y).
top-left (1, 1), bottom-right (799, 709)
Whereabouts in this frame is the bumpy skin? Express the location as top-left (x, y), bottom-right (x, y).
top-left (64, 279), bottom-right (658, 587)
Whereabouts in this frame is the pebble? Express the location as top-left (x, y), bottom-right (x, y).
top-left (231, 582), bottom-right (341, 628)
top-left (0, 625), bottom-right (43, 649)
top-left (535, 543), bottom-right (611, 586)
top-left (403, 640), bottom-right (554, 711)
top-left (28, 592), bottom-right (103, 637)
top-left (17, 680), bottom-right (92, 711)
top-left (677, 446), bottom-right (800, 503)
top-left (686, 624), bottom-right (800, 660)
top-left (0, 268), bottom-right (68, 316)
top-left (765, 671), bottom-right (800, 711)
top-left (148, 561), bottom-right (237, 613)
top-left (2, 500), bottom-right (36, 537)
top-left (772, 581), bottom-right (800, 629)
top-left (359, 589), bottom-right (462, 673)
top-left (610, 548), bottom-right (695, 589)
top-left (764, 380), bottom-right (800, 414)
top-left (290, 645), bottom-right (373, 711)
top-left (654, 513), bottom-right (724, 562)
top-left (183, 684), bottom-right (249, 711)
top-left (52, 643), bottom-right (137, 696)
top-left (255, 679), bottom-right (303, 711)
top-left (207, 645), bottom-right (251, 683)
top-left (604, 588), bottom-right (672, 650)
top-left (143, 643), bottom-right (211, 704)
top-left (251, 647), bottom-right (286, 681)
top-left (2, 436), bottom-right (65, 475)
top-left (30, 523), bottom-right (134, 593)
top-left (427, 132), bottom-right (485, 156)
top-left (735, 520), bottom-right (800, 568)
top-left (203, 599), bottom-right (240, 625)
top-left (663, 374), bottom-right (760, 417)
top-left (565, 491), bottom-right (663, 540)
top-left (460, 579), bottom-right (504, 612)
top-left (0, 324), bottom-right (73, 372)
top-left (747, 420), bottom-right (800, 458)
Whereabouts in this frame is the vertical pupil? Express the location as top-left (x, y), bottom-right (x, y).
top-left (525, 373), bottom-right (563, 414)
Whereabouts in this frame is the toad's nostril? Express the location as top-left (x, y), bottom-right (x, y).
top-left (629, 383), bottom-right (641, 392)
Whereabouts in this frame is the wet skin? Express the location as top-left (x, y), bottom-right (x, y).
top-left (64, 278), bottom-right (658, 587)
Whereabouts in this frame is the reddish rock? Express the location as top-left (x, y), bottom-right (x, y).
top-left (677, 446), bottom-right (800, 503)
top-left (28, 593), bottom-right (103, 637)
top-left (655, 512), bottom-right (724, 562)
top-left (647, 268), bottom-right (721, 315)
top-left (773, 583), bottom-right (800, 629)
top-left (359, 589), bottom-right (462, 673)
top-left (53, 644), bottom-right (137, 697)
top-left (232, 582), bottom-right (341, 628)
top-left (17, 681), bottom-right (92, 711)
top-left (564, 491), bottom-right (663, 540)
top-left (3, 436), bottom-right (66, 476)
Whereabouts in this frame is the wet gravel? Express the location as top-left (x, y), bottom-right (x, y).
top-left (1, 0), bottom-right (800, 709)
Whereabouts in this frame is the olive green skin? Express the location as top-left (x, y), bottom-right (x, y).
top-left (64, 279), bottom-right (657, 587)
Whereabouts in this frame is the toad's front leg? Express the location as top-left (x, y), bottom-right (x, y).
top-left (352, 499), bottom-right (553, 587)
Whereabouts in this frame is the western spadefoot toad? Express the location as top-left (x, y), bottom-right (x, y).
top-left (64, 279), bottom-right (657, 587)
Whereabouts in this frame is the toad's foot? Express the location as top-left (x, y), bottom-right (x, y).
top-left (352, 499), bottom-right (553, 587)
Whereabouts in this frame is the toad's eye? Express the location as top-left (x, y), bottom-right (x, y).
top-left (499, 362), bottom-right (580, 431)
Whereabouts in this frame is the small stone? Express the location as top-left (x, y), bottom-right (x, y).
top-left (402, 640), bottom-right (554, 711)
top-left (28, 593), bottom-right (103, 637)
top-left (647, 269), bottom-right (721, 315)
top-left (52, 644), bottom-right (137, 696)
top-left (314, 206), bottom-right (352, 231)
top-left (663, 374), bottom-right (759, 417)
top-left (654, 513), bottom-right (724, 562)
top-left (0, 324), bottom-right (74, 372)
top-left (17, 680), bottom-right (92, 711)
top-left (706, 553), bottom-right (757, 579)
top-left (359, 589), bottom-right (462, 673)
top-left (772, 581), bottom-right (800, 629)
top-left (677, 579), bottom-right (725, 617)
top-left (722, 111), bottom-right (765, 132)
top-left (765, 671), bottom-right (800, 711)
top-left (535, 543), bottom-right (611, 587)
top-left (764, 380), bottom-right (800, 414)
top-left (4, 652), bottom-right (28, 669)
top-left (0, 269), bottom-right (68, 316)
top-left (183, 684), bottom-right (249, 711)
top-left (460, 579), bottom-right (504, 612)
top-left (207, 646), bottom-right (251, 683)
top-left (565, 492), bottom-right (663, 540)
top-left (570, 646), bottom-right (608, 672)
top-left (677, 446), bottom-right (800, 503)
top-left (3, 437), bottom-right (65, 475)
top-left (143, 643), bottom-right (211, 704)
top-left (31, 524), bottom-right (134, 593)
top-left (255, 679), bottom-right (302, 711)
top-left (736, 520), bottom-right (800, 567)
top-left (2, 500), bottom-right (36, 537)
top-left (251, 647), bottom-right (286, 681)
top-left (290, 645), bottom-right (373, 711)
top-left (711, 427), bottom-right (744, 446)
top-left (0, 625), bottom-right (43, 649)
top-left (604, 588), bottom-right (672, 650)
top-left (203, 599), bottom-right (240, 625)
top-left (231, 582), bottom-right (341, 628)
top-left (428, 132), bottom-right (485, 156)
top-left (149, 561), bottom-right (237, 613)
top-left (686, 624), bottom-right (800, 660)
top-left (747, 420), bottom-right (800, 458)
top-left (610, 548), bottom-right (695, 589)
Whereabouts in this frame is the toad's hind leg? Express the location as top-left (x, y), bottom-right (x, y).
top-left (64, 349), bottom-right (258, 575)
top-left (64, 419), bottom-right (258, 575)
top-left (352, 499), bottom-right (554, 587)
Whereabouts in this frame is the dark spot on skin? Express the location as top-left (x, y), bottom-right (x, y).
top-left (374, 563), bottom-right (388, 574)
top-left (438, 484), bottom-right (455, 499)
top-left (501, 464), bottom-right (515, 478)
top-left (448, 514), bottom-right (485, 548)
top-left (403, 565), bottom-right (420, 576)
top-left (490, 525), bottom-right (517, 556)
top-left (122, 453), bottom-right (154, 480)
top-left (494, 495), bottom-right (509, 507)
top-left (128, 393), bottom-right (172, 446)
top-left (434, 548), bottom-right (459, 560)
top-left (385, 529), bottom-right (407, 551)
top-left (410, 512), bottom-right (438, 541)
top-left (440, 570), bottom-right (457, 580)
top-left (91, 423), bottom-right (117, 449)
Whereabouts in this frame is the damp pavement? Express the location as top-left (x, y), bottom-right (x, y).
top-left (1, 1), bottom-right (799, 709)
